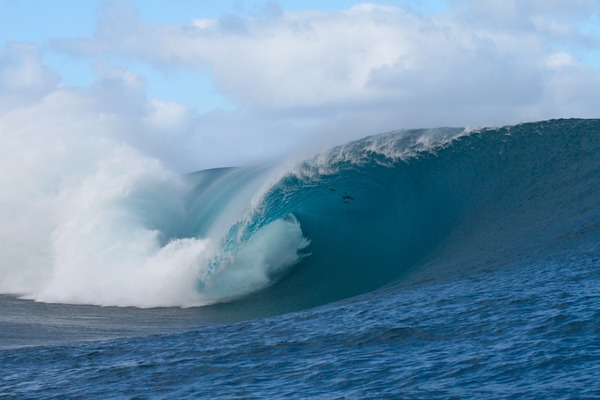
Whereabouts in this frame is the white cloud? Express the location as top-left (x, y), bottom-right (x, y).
top-left (0, 43), bottom-right (60, 111)
top-left (50, 1), bottom-right (600, 127)
top-left (545, 52), bottom-right (577, 69)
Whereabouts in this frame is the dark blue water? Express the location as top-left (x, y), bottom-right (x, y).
top-left (1, 119), bottom-right (599, 398)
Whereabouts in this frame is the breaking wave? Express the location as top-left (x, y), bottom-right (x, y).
top-left (1, 119), bottom-right (598, 312)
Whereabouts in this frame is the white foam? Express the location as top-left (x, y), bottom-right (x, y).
top-left (285, 127), bottom-right (472, 183)
top-left (198, 216), bottom-right (310, 303)
top-left (0, 137), bottom-right (310, 307)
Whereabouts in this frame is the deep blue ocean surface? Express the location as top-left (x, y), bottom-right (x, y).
top-left (1, 119), bottom-right (599, 398)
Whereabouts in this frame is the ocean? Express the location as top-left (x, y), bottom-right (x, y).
top-left (1, 118), bottom-right (599, 398)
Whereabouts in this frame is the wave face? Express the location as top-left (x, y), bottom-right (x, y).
top-left (1, 119), bottom-right (599, 311)
top-left (220, 118), bottom-right (600, 314)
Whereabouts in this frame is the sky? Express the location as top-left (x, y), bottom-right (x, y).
top-left (1, 0), bottom-right (600, 171)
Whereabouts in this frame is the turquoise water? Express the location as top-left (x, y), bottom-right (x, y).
top-left (1, 119), bottom-right (599, 398)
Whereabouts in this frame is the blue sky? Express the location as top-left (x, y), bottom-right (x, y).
top-left (1, 0), bottom-right (599, 171)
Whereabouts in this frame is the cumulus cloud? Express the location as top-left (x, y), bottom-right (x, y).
top-left (0, 43), bottom-right (61, 111)
top-left (49, 1), bottom-right (600, 135)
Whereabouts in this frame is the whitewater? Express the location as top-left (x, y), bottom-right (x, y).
top-left (1, 118), bottom-right (599, 398)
